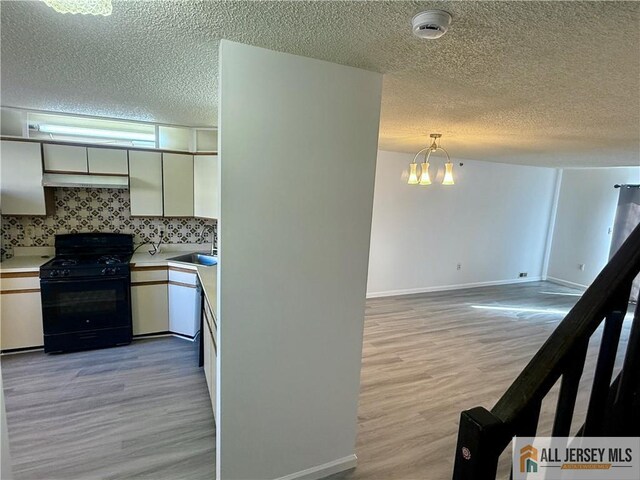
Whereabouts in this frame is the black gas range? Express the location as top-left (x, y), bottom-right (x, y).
top-left (40, 233), bottom-right (134, 353)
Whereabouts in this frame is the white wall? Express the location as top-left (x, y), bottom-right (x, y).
top-left (367, 150), bottom-right (558, 297)
top-left (218, 41), bottom-right (381, 480)
top-left (547, 167), bottom-right (640, 287)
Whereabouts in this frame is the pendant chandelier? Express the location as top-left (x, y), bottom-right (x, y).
top-left (408, 133), bottom-right (454, 186)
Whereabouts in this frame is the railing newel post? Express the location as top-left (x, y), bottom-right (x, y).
top-left (452, 407), bottom-right (508, 480)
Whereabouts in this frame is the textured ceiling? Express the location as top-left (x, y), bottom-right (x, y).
top-left (1, 0), bottom-right (639, 167)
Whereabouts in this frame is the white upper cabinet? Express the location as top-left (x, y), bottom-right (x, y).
top-left (43, 144), bottom-right (88, 173)
top-left (163, 153), bottom-right (194, 217)
top-left (194, 154), bottom-right (219, 219)
top-left (87, 147), bottom-right (128, 175)
top-left (0, 140), bottom-right (50, 216)
top-left (129, 150), bottom-right (163, 217)
top-left (158, 126), bottom-right (193, 151)
top-left (195, 129), bottom-right (217, 152)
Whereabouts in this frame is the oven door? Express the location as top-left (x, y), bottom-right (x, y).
top-left (41, 276), bottom-right (131, 334)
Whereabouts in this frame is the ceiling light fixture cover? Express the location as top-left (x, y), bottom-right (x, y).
top-left (412, 10), bottom-right (452, 39)
top-left (42, 0), bottom-right (113, 16)
top-left (408, 134), bottom-right (455, 186)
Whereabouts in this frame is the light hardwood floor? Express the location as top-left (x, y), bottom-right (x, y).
top-left (2, 281), bottom-right (632, 480)
top-left (1, 337), bottom-right (215, 480)
top-left (339, 281), bottom-right (631, 479)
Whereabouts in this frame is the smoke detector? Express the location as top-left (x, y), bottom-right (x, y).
top-left (412, 10), bottom-right (452, 40)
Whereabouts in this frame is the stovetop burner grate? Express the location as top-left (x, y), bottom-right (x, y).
top-left (98, 255), bottom-right (125, 265)
top-left (51, 258), bottom-right (79, 267)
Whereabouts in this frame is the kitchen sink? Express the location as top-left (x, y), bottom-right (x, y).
top-left (168, 252), bottom-right (218, 266)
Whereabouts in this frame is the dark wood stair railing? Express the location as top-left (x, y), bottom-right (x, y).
top-left (452, 221), bottom-right (640, 479)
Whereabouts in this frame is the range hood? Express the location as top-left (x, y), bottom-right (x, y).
top-left (42, 173), bottom-right (129, 189)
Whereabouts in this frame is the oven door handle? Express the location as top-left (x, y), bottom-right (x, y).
top-left (41, 275), bottom-right (129, 285)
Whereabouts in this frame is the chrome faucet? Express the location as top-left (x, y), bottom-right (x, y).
top-left (198, 225), bottom-right (217, 256)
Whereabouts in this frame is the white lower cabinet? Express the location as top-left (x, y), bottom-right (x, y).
top-left (0, 291), bottom-right (44, 350)
top-left (203, 302), bottom-right (217, 419)
top-left (131, 267), bottom-right (169, 335)
top-left (132, 266), bottom-right (200, 338)
top-left (168, 268), bottom-right (200, 337)
top-left (131, 284), bottom-right (169, 335)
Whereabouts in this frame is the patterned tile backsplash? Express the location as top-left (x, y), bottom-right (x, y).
top-left (1, 188), bottom-right (216, 259)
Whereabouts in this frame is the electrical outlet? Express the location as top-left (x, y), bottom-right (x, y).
top-left (579, 264), bottom-right (585, 271)
top-left (25, 226), bottom-right (35, 239)
top-left (456, 263), bottom-right (462, 271)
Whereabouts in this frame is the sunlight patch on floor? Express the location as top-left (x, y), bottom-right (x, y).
top-left (471, 305), bottom-right (570, 315)
top-left (539, 291), bottom-right (584, 297)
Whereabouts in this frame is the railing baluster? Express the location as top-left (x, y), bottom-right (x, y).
top-left (611, 300), bottom-right (640, 435)
top-left (552, 341), bottom-right (589, 436)
top-left (514, 399), bottom-right (542, 437)
top-left (584, 286), bottom-right (631, 436)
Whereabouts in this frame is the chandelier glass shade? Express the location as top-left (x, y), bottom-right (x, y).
top-left (408, 163), bottom-right (419, 185)
top-left (442, 162), bottom-right (455, 185)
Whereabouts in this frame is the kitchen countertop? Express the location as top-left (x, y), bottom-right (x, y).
top-left (0, 255), bottom-right (52, 273)
top-left (1, 247), bottom-right (218, 319)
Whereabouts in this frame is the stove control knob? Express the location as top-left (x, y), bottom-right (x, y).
top-left (50, 270), bottom-right (59, 277)
top-left (62, 270), bottom-right (70, 277)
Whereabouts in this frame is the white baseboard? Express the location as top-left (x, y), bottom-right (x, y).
top-left (274, 454), bottom-right (357, 480)
top-left (546, 276), bottom-right (588, 290)
top-left (366, 276), bottom-right (543, 299)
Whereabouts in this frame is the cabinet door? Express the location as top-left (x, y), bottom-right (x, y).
top-left (87, 147), bottom-right (128, 175)
top-left (131, 284), bottom-right (169, 335)
top-left (129, 151), bottom-right (163, 216)
top-left (163, 153), bottom-right (194, 217)
top-left (194, 154), bottom-right (219, 219)
top-left (168, 283), bottom-right (198, 337)
top-left (0, 141), bottom-right (49, 215)
top-left (203, 319), bottom-right (212, 390)
top-left (43, 144), bottom-right (87, 173)
top-left (0, 292), bottom-right (44, 350)
top-left (209, 324), bottom-right (217, 419)
top-left (203, 314), bottom-right (217, 419)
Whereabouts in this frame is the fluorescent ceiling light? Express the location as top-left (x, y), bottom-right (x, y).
top-left (42, 0), bottom-right (112, 16)
top-left (36, 124), bottom-right (155, 142)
